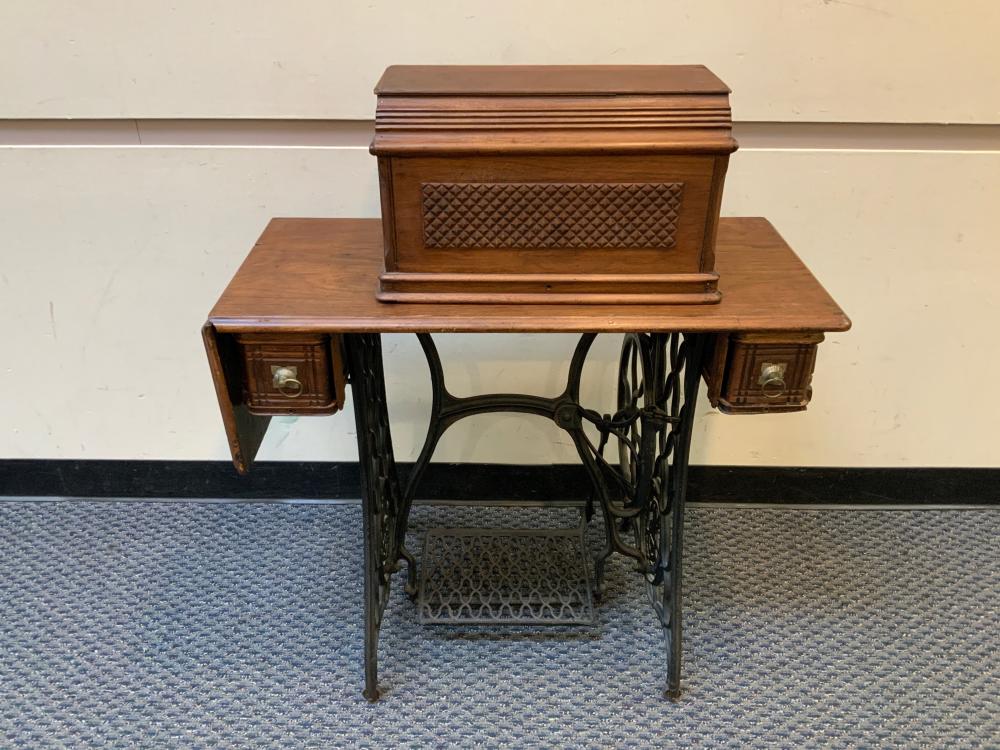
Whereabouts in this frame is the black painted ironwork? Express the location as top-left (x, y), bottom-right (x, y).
top-left (418, 525), bottom-right (596, 625)
top-left (344, 333), bottom-right (416, 702)
top-left (611, 332), bottom-right (706, 700)
top-left (346, 330), bottom-right (707, 701)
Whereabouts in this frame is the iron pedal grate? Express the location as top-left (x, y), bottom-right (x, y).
top-left (417, 525), bottom-right (596, 626)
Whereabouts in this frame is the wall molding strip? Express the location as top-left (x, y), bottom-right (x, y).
top-left (0, 120), bottom-right (998, 151)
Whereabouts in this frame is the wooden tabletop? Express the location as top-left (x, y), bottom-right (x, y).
top-left (207, 218), bottom-right (850, 334)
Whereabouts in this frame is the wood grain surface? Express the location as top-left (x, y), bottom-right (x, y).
top-left (207, 217), bottom-right (850, 334)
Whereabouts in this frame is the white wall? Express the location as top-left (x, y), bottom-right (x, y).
top-left (3, 1), bottom-right (999, 121)
top-left (1, 2), bottom-right (999, 468)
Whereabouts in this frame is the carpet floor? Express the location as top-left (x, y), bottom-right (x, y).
top-left (0, 501), bottom-right (997, 748)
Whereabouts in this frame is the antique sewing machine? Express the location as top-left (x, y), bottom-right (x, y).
top-left (202, 66), bottom-right (850, 700)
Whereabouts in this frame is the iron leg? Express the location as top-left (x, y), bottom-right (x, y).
top-left (570, 331), bottom-right (705, 700)
top-left (659, 333), bottom-right (704, 700)
top-left (346, 333), bottom-right (410, 702)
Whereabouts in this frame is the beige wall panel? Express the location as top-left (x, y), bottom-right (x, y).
top-left (1, 1), bottom-right (999, 122)
top-left (701, 148), bottom-right (1000, 467)
top-left (0, 147), bottom-right (377, 461)
top-left (0, 145), bottom-right (997, 467)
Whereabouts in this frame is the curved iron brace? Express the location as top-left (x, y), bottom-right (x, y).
top-left (403, 333), bottom-right (601, 509)
top-left (401, 333), bottom-right (699, 595)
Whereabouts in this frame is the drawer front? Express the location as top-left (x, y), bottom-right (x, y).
top-left (236, 333), bottom-right (346, 416)
top-left (707, 333), bottom-right (824, 414)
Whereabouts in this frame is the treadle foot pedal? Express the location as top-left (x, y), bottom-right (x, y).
top-left (417, 526), bottom-right (596, 626)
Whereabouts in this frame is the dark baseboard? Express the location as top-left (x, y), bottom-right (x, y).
top-left (0, 460), bottom-right (997, 505)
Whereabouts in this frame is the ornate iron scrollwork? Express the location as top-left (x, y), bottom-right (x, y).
top-left (344, 333), bottom-right (416, 701)
top-left (617, 333), bottom-right (705, 699)
top-left (348, 330), bottom-right (705, 701)
top-left (565, 332), bottom-right (706, 699)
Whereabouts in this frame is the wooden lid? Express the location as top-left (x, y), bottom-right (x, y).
top-left (374, 65), bottom-right (731, 96)
top-left (371, 64), bottom-right (735, 156)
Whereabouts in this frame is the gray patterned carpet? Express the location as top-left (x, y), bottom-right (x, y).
top-left (0, 501), bottom-right (997, 749)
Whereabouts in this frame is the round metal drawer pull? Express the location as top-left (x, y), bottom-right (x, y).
top-left (758, 363), bottom-right (787, 399)
top-left (272, 366), bottom-right (304, 398)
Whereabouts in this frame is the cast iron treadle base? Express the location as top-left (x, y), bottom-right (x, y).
top-left (417, 526), bottom-right (596, 626)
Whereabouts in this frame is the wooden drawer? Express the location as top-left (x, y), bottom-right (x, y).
top-left (704, 332), bottom-right (824, 414)
top-left (235, 333), bottom-right (346, 416)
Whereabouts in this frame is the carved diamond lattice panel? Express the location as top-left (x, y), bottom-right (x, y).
top-left (421, 182), bottom-right (684, 249)
top-left (418, 526), bottom-right (596, 625)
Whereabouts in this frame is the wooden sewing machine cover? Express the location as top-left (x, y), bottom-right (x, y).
top-left (370, 65), bottom-right (736, 305)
